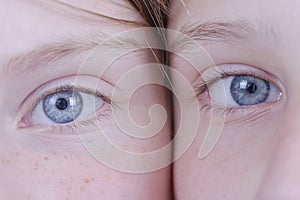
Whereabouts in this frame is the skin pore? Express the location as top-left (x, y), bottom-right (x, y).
top-left (169, 0), bottom-right (300, 199)
top-left (0, 0), bottom-right (171, 199)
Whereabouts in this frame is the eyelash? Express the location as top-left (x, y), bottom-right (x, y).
top-left (19, 84), bottom-right (113, 134)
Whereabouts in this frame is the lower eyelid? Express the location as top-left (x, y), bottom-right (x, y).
top-left (19, 104), bottom-right (112, 135)
top-left (200, 101), bottom-right (277, 127)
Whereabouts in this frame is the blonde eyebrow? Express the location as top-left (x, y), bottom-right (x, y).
top-left (172, 19), bottom-right (276, 50)
top-left (2, 31), bottom-right (139, 76)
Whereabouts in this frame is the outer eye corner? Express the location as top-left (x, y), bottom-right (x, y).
top-left (16, 113), bottom-right (35, 130)
top-left (16, 117), bottom-right (28, 129)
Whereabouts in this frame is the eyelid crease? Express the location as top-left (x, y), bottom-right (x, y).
top-left (35, 85), bottom-right (112, 106)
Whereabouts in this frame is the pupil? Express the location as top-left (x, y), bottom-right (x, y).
top-left (246, 83), bottom-right (257, 94)
top-left (55, 98), bottom-right (68, 110)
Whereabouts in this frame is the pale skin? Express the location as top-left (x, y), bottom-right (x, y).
top-left (0, 0), bottom-right (171, 199)
top-left (169, 0), bottom-right (300, 199)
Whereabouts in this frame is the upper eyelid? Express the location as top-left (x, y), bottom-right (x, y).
top-left (36, 85), bottom-right (112, 106)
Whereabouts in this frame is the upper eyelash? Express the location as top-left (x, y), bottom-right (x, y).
top-left (194, 66), bottom-right (279, 97)
top-left (194, 71), bottom-right (229, 96)
top-left (37, 85), bottom-right (112, 105)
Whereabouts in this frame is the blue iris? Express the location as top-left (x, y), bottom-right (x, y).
top-left (42, 90), bottom-right (83, 124)
top-left (230, 75), bottom-right (270, 106)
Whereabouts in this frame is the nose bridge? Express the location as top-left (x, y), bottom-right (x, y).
top-left (256, 107), bottom-right (300, 199)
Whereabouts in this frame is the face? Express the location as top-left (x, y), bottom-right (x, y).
top-left (0, 0), bottom-right (171, 199)
top-left (169, 0), bottom-right (300, 199)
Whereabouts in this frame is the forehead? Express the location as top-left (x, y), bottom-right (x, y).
top-left (167, 0), bottom-right (300, 87)
top-left (169, 0), bottom-right (300, 29)
top-left (168, 0), bottom-right (300, 66)
top-left (0, 0), bottom-right (142, 58)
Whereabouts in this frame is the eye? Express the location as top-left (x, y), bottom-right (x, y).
top-left (208, 74), bottom-right (282, 107)
top-left (29, 88), bottom-right (106, 125)
top-left (17, 75), bottom-right (113, 133)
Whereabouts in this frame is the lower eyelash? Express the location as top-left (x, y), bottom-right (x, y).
top-left (200, 103), bottom-right (236, 115)
top-left (35, 106), bottom-right (113, 134)
top-left (200, 101), bottom-right (274, 127)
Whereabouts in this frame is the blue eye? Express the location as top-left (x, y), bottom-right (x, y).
top-left (43, 90), bottom-right (83, 124)
top-left (230, 75), bottom-right (270, 106)
top-left (30, 88), bottom-right (106, 125)
top-left (208, 74), bottom-right (282, 107)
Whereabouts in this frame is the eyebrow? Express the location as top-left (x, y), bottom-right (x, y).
top-left (2, 31), bottom-right (139, 76)
top-left (172, 19), bottom-right (276, 50)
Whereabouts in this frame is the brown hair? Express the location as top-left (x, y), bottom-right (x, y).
top-left (128, 0), bottom-right (169, 27)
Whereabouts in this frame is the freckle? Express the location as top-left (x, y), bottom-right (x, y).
top-left (80, 186), bottom-right (84, 191)
top-left (84, 178), bottom-right (90, 183)
top-left (43, 157), bottom-right (49, 161)
top-left (34, 161), bottom-right (39, 170)
top-left (2, 159), bottom-right (10, 164)
top-left (16, 152), bottom-right (20, 157)
top-left (59, 181), bottom-right (65, 186)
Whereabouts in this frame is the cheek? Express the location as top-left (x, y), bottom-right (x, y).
top-left (174, 111), bottom-right (281, 199)
top-left (0, 109), bottom-right (172, 200)
top-left (0, 140), bottom-right (106, 199)
top-left (0, 141), bottom-right (170, 200)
